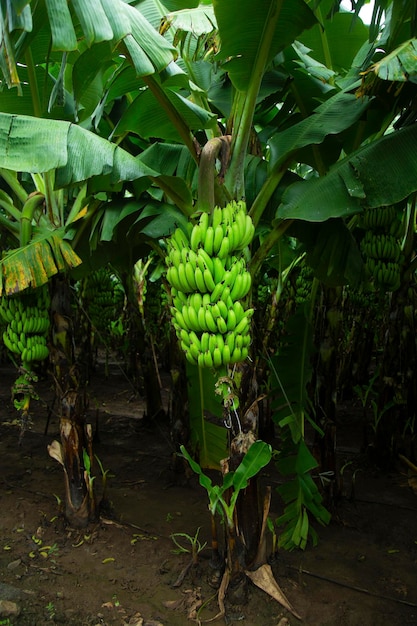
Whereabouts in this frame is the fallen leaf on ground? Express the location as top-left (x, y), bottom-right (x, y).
top-left (245, 564), bottom-right (301, 620)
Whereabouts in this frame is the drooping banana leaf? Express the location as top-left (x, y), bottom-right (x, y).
top-left (0, 112), bottom-right (158, 186)
top-left (112, 85), bottom-right (217, 141)
top-left (278, 122), bottom-right (417, 221)
top-left (0, 229), bottom-right (82, 295)
top-left (364, 38), bottom-right (417, 83)
top-left (186, 363), bottom-right (229, 470)
top-left (289, 218), bottom-right (365, 288)
top-left (267, 91), bottom-right (372, 171)
top-left (1, 0), bottom-right (176, 92)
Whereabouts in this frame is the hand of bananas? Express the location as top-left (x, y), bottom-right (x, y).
top-left (359, 206), bottom-right (402, 292)
top-left (166, 200), bottom-right (255, 368)
top-left (0, 285), bottom-right (51, 364)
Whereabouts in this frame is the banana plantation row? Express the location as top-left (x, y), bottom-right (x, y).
top-left (0, 0), bottom-right (417, 615)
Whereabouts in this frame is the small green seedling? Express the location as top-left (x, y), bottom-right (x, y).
top-left (171, 527), bottom-right (207, 565)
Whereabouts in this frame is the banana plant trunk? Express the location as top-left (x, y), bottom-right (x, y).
top-left (60, 390), bottom-right (95, 527)
top-left (124, 275), bottom-right (165, 421)
top-left (50, 277), bottom-right (95, 528)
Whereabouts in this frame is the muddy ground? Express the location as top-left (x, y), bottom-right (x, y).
top-left (0, 360), bottom-right (417, 626)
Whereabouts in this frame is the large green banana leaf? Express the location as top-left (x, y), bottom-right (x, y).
top-left (0, 0), bottom-right (176, 91)
top-left (279, 122), bottom-right (417, 220)
top-left (213, 0), bottom-right (317, 92)
top-left (268, 91), bottom-right (372, 170)
top-left (0, 112), bottom-right (157, 185)
top-left (299, 1), bottom-right (369, 74)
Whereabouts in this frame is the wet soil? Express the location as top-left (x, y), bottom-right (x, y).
top-left (1, 361), bottom-right (417, 626)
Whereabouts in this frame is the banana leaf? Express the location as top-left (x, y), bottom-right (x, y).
top-left (367, 38), bottom-right (417, 83)
top-left (0, 230), bottom-right (82, 295)
top-left (213, 0), bottom-right (317, 92)
top-left (0, 113), bottom-right (158, 186)
top-left (186, 363), bottom-right (229, 470)
top-left (268, 91), bottom-right (372, 171)
top-left (279, 122), bottom-right (417, 221)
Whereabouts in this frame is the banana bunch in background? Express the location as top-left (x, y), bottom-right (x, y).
top-left (295, 265), bottom-right (314, 304)
top-left (359, 206), bottom-right (403, 292)
top-left (166, 200), bottom-right (255, 368)
top-left (83, 267), bottom-right (124, 333)
top-left (0, 285), bottom-right (51, 364)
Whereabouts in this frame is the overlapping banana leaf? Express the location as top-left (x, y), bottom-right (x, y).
top-left (278, 122), bottom-right (417, 221)
top-left (270, 308), bottom-right (314, 444)
top-left (364, 38), bottom-right (417, 83)
top-left (0, 112), bottom-right (157, 185)
top-left (213, 0), bottom-right (317, 92)
top-left (0, 0), bottom-right (176, 91)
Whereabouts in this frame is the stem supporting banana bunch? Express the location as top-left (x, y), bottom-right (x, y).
top-left (166, 201), bottom-right (255, 369)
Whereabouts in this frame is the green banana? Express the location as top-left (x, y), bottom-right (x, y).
top-left (212, 206), bottom-right (223, 230)
top-left (222, 344), bottom-right (231, 365)
top-left (203, 226), bottom-right (215, 256)
top-left (199, 211), bottom-right (209, 241)
top-left (213, 257), bottom-right (226, 284)
top-left (185, 259), bottom-right (198, 291)
top-left (197, 248), bottom-right (215, 275)
top-left (203, 267), bottom-right (216, 293)
top-left (195, 267), bottom-right (207, 293)
top-left (213, 224), bottom-right (224, 255)
top-left (217, 236), bottom-right (230, 260)
top-left (205, 308), bottom-right (218, 333)
top-left (190, 224), bottom-right (202, 252)
top-left (213, 347), bottom-right (222, 368)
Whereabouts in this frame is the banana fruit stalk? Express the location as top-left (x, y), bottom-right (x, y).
top-left (166, 200), bottom-right (255, 368)
top-left (0, 285), bottom-right (51, 364)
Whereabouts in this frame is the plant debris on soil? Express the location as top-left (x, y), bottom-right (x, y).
top-left (1, 361), bottom-right (417, 625)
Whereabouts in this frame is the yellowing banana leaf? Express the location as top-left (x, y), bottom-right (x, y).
top-left (0, 231), bottom-right (82, 295)
top-left (164, 5), bottom-right (216, 37)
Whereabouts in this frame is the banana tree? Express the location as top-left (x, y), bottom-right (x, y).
top-left (0, 0), bottom-right (177, 527)
top-left (1, 0), bottom-right (417, 609)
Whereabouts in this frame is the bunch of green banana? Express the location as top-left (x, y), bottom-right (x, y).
top-left (0, 285), bottom-right (51, 363)
top-left (360, 231), bottom-right (401, 262)
top-left (358, 205), bottom-right (403, 292)
top-left (166, 200), bottom-right (255, 368)
top-left (295, 265), bottom-right (314, 304)
top-left (360, 206), bottom-right (397, 230)
top-left (82, 267), bottom-right (124, 333)
top-left (364, 259), bottom-right (401, 291)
